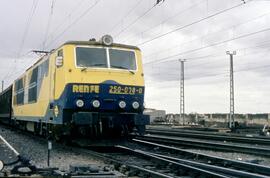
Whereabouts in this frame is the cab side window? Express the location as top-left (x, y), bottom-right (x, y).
top-left (57, 49), bottom-right (63, 57)
top-left (14, 78), bottom-right (24, 105)
top-left (28, 67), bottom-right (38, 103)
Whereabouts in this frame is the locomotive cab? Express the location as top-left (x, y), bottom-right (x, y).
top-left (51, 35), bottom-right (149, 138)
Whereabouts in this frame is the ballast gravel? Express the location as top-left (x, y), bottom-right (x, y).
top-left (0, 125), bottom-right (104, 171)
top-left (187, 148), bottom-right (270, 166)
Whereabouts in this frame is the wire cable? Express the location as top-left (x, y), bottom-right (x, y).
top-left (122, 0), bottom-right (206, 43)
top-left (144, 39), bottom-right (270, 70)
top-left (144, 26), bottom-right (270, 65)
top-left (147, 64), bottom-right (270, 86)
top-left (114, 0), bottom-right (164, 38)
top-left (2, 0), bottom-right (39, 82)
top-left (109, 0), bottom-right (143, 35)
top-left (44, 0), bottom-right (86, 44)
top-left (42, 0), bottom-right (56, 49)
top-left (147, 48), bottom-right (270, 85)
top-left (44, 0), bottom-right (101, 49)
top-left (137, 0), bottom-right (251, 46)
top-left (17, 0), bottom-right (39, 57)
top-left (144, 9), bottom-right (270, 60)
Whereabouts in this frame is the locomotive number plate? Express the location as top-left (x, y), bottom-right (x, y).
top-left (109, 85), bottom-right (143, 95)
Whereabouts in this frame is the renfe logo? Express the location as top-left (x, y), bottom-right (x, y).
top-left (72, 84), bottom-right (100, 93)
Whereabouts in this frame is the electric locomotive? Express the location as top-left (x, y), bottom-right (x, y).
top-left (0, 35), bottom-right (149, 139)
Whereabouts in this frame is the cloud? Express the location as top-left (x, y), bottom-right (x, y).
top-left (1, 0), bottom-right (270, 113)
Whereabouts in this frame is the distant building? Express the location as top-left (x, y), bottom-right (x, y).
top-left (144, 108), bottom-right (166, 123)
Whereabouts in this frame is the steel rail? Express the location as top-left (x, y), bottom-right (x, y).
top-left (0, 135), bottom-right (20, 156)
top-left (147, 128), bottom-right (270, 145)
top-left (72, 143), bottom-right (232, 177)
top-left (133, 138), bottom-right (270, 176)
top-left (137, 134), bottom-right (270, 156)
top-left (148, 128), bottom-right (267, 138)
top-left (147, 152), bottom-right (268, 178)
top-left (115, 145), bottom-right (230, 178)
top-left (69, 140), bottom-right (245, 177)
top-left (72, 147), bottom-right (174, 178)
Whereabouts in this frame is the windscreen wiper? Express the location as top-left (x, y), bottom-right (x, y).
top-left (110, 65), bottom-right (135, 74)
top-left (79, 64), bottom-right (106, 71)
top-left (91, 64), bottom-right (106, 67)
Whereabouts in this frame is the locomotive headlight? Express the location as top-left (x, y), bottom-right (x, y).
top-left (119, 101), bottom-right (126, 109)
top-left (76, 99), bottom-right (84, 107)
top-left (92, 100), bottom-right (100, 108)
top-left (101, 34), bottom-right (113, 46)
top-left (132, 101), bottom-right (140, 109)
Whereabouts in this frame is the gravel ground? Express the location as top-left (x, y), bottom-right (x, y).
top-left (187, 148), bottom-right (270, 166)
top-left (124, 140), bottom-right (270, 167)
top-left (2, 123), bottom-right (270, 176)
top-left (146, 126), bottom-right (270, 166)
top-left (0, 125), bottom-right (104, 171)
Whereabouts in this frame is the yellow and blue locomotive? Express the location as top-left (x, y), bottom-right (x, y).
top-left (0, 35), bottom-right (149, 138)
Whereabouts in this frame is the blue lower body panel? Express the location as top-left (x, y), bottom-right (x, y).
top-left (50, 81), bottom-right (149, 136)
top-left (58, 110), bottom-right (149, 136)
top-left (72, 112), bottom-right (149, 126)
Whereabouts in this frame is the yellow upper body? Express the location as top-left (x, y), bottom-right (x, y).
top-left (12, 40), bottom-right (145, 118)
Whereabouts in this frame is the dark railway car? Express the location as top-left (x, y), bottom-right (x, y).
top-left (0, 86), bottom-right (12, 124)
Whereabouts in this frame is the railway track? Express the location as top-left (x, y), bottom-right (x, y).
top-left (77, 146), bottom-right (227, 177)
top-left (75, 139), bottom-right (270, 178)
top-left (147, 128), bottom-right (270, 145)
top-left (132, 139), bottom-right (270, 176)
top-left (136, 133), bottom-right (270, 157)
top-left (2, 123), bottom-right (270, 177)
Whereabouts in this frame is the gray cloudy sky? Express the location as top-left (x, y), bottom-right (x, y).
top-left (1, 0), bottom-right (270, 114)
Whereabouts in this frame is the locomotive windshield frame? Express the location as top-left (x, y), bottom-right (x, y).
top-left (74, 46), bottom-right (138, 71)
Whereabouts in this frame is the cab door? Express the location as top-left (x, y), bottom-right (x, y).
top-left (53, 49), bottom-right (66, 100)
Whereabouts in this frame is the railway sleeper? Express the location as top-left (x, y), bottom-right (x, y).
top-left (133, 139), bottom-right (270, 176)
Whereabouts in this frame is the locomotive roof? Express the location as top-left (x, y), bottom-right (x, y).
top-left (18, 41), bottom-right (140, 78)
top-left (0, 85), bottom-right (12, 96)
top-left (63, 41), bottom-right (140, 50)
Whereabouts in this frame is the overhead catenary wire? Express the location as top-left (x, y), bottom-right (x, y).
top-left (146, 63), bottom-right (270, 88)
top-left (143, 9), bottom-right (270, 60)
top-left (186, 47), bottom-right (270, 68)
top-left (44, 0), bottom-right (101, 49)
top-left (188, 60), bottom-right (270, 80)
top-left (148, 48), bottom-right (270, 84)
top-left (146, 46), bottom-right (270, 85)
top-left (144, 26), bottom-right (270, 65)
top-left (2, 0), bottom-right (39, 82)
top-left (17, 0), bottom-right (39, 57)
top-left (150, 51), bottom-right (267, 72)
top-left (42, 0), bottom-right (56, 49)
top-left (109, 0), bottom-right (143, 35)
top-left (144, 40), bottom-right (270, 70)
top-left (186, 40), bottom-right (270, 62)
top-left (114, 0), bottom-right (164, 38)
top-left (44, 0), bottom-right (87, 46)
top-left (137, 0), bottom-right (251, 46)
top-left (189, 64), bottom-right (270, 80)
top-left (122, 0), bottom-right (206, 43)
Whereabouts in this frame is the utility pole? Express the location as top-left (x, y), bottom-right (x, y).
top-left (1, 81), bottom-right (3, 92)
top-left (226, 51), bottom-right (236, 129)
top-left (179, 59), bottom-right (185, 125)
